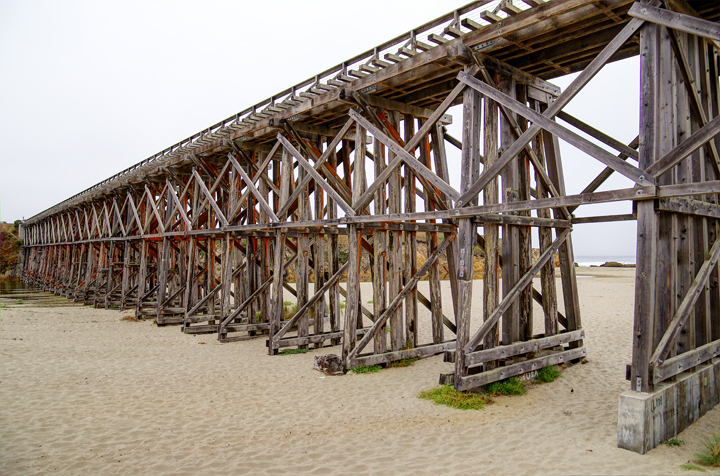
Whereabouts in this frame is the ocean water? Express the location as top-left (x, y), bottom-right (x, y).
top-left (574, 255), bottom-right (636, 267)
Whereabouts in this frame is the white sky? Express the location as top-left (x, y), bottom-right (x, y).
top-left (0, 0), bottom-right (640, 258)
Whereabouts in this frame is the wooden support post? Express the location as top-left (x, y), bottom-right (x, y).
top-left (455, 74), bottom-right (481, 386)
top-left (387, 113), bottom-right (404, 351)
top-left (404, 114), bottom-right (418, 348)
top-left (483, 91), bottom-right (501, 366)
top-left (372, 135), bottom-right (388, 354)
top-left (269, 230), bottom-right (286, 355)
top-left (632, 22), bottom-right (661, 393)
top-left (342, 225), bottom-right (361, 367)
top-left (328, 144), bottom-right (341, 345)
top-left (499, 74), bottom-right (520, 345)
top-left (532, 101), bottom-right (558, 337)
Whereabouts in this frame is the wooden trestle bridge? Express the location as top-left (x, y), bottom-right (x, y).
top-left (19, 0), bottom-right (719, 399)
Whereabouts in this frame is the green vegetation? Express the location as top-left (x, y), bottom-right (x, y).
top-left (0, 222), bottom-right (22, 275)
top-left (386, 357), bottom-right (420, 368)
top-left (352, 365), bottom-right (382, 374)
top-left (536, 365), bottom-right (562, 383)
top-left (279, 348), bottom-right (311, 355)
top-left (418, 384), bottom-right (491, 410)
top-left (484, 377), bottom-right (527, 396)
top-left (680, 463), bottom-right (707, 472)
top-left (16, 301), bottom-right (23, 305)
top-left (695, 433), bottom-right (720, 467)
top-left (663, 437), bottom-right (684, 447)
top-left (283, 301), bottom-right (298, 320)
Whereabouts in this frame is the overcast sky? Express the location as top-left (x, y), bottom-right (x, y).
top-left (0, 0), bottom-right (640, 259)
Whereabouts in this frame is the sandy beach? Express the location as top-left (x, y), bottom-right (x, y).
top-left (1, 267), bottom-right (717, 475)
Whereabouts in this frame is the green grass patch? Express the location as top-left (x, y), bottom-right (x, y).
top-left (418, 384), bottom-right (491, 410)
top-left (695, 433), bottom-right (720, 467)
top-left (681, 463), bottom-right (707, 472)
top-left (16, 301), bottom-right (23, 305)
top-left (386, 357), bottom-right (420, 368)
top-left (664, 437), bottom-right (684, 447)
top-left (484, 377), bottom-right (527, 396)
top-left (536, 365), bottom-right (562, 383)
top-left (352, 365), bottom-right (382, 374)
top-left (279, 348), bottom-right (311, 355)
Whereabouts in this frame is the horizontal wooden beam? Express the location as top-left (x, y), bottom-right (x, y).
top-left (649, 238), bottom-right (720, 366)
top-left (628, 2), bottom-right (720, 41)
top-left (458, 71), bottom-right (652, 186)
top-left (646, 114), bottom-right (720, 177)
top-left (465, 329), bottom-right (585, 366)
top-left (652, 339), bottom-right (720, 383)
top-left (350, 341), bottom-right (456, 367)
top-left (656, 197), bottom-right (720, 219)
top-left (457, 347), bottom-right (587, 390)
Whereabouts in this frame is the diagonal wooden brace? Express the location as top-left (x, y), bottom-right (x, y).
top-left (458, 71), bottom-right (653, 187)
top-left (455, 15), bottom-right (650, 207)
top-left (464, 228), bottom-right (571, 354)
top-left (347, 231), bottom-right (455, 362)
top-left (227, 152), bottom-right (279, 222)
top-left (649, 238), bottom-right (720, 366)
top-left (276, 133), bottom-right (356, 216)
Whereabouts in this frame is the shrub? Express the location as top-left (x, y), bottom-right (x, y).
top-left (386, 357), bottom-right (420, 368)
top-left (352, 365), bottom-right (382, 374)
top-left (279, 348), bottom-right (310, 355)
top-left (695, 433), bottom-right (720, 467)
top-left (664, 437), bottom-right (684, 447)
top-left (536, 365), bottom-right (561, 383)
top-left (418, 385), bottom-right (491, 410)
top-left (484, 377), bottom-right (526, 396)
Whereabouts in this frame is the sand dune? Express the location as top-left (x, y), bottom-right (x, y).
top-left (1, 268), bottom-right (717, 475)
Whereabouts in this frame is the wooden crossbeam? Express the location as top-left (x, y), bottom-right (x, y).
top-left (276, 133), bottom-right (356, 216)
top-left (471, 63), bottom-right (571, 219)
top-left (352, 67), bottom-right (478, 212)
top-left (164, 179), bottom-right (192, 230)
top-left (272, 261), bottom-right (350, 345)
top-left (628, 2), bottom-right (720, 41)
top-left (649, 238), bottom-right (720, 366)
top-left (348, 109), bottom-right (461, 202)
top-left (646, 108), bottom-right (720, 178)
top-left (227, 152), bottom-right (278, 222)
top-left (666, 28), bottom-right (720, 176)
top-left (191, 168), bottom-right (230, 227)
top-left (464, 228), bottom-right (571, 353)
top-left (347, 231), bottom-right (455, 362)
top-left (229, 141), bottom-right (280, 222)
top-left (458, 71), bottom-right (653, 187)
top-left (455, 15), bottom-right (650, 207)
top-left (277, 118), bottom-right (355, 220)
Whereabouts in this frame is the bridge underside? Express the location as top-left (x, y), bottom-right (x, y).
top-left (19, 0), bottom-right (719, 453)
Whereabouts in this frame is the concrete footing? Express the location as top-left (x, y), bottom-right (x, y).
top-left (617, 359), bottom-right (720, 454)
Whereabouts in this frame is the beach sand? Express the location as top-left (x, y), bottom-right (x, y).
top-left (1, 267), bottom-right (717, 475)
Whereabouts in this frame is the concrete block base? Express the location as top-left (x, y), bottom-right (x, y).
top-left (618, 359), bottom-right (719, 454)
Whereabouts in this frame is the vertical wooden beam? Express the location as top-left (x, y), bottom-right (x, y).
top-left (269, 230), bottom-right (286, 355)
top-left (632, 22), bottom-right (660, 392)
top-left (455, 73), bottom-right (481, 386)
top-left (483, 92), bottom-right (501, 365)
top-left (499, 74), bottom-right (520, 345)
top-left (372, 135), bottom-right (388, 354)
top-left (343, 225), bottom-right (361, 367)
top-left (403, 114), bottom-right (418, 348)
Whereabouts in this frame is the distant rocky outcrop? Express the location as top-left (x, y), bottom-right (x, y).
top-left (596, 261), bottom-right (635, 268)
top-left (0, 221), bottom-right (23, 278)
